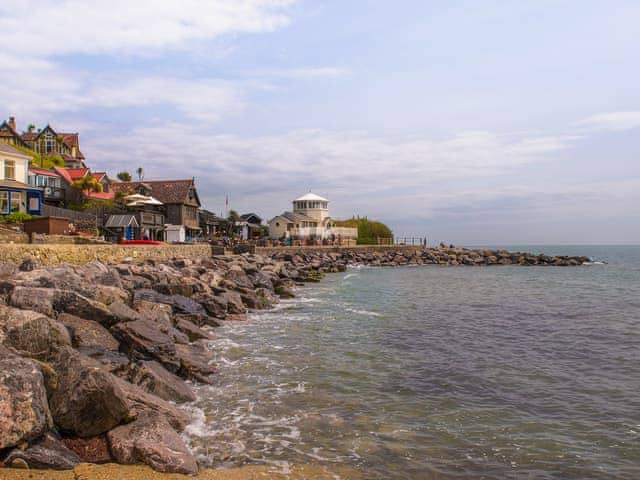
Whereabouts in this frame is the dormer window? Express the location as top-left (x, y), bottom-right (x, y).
top-left (44, 133), bottom-right (55, 153)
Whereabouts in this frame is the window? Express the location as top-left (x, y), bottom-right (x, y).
top-left (10, 192), bottom-right (21, 213)
top-left (44, 133), bottom-right (55, 153)
top-left (4, 160), bottom-right (15, 180)
top-left (0, 191), bottom-right (8, 213)
top-left (275, 222), bottom-right (280, 227)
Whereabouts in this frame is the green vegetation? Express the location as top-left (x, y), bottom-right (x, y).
top-left (0, 212), bottom-right (34, 224)
top-left (71, 176), bottom-right (103, 197)
top-left (11, 144), bottom-right (65, 169)
top-left (335, 217), bottom-right (393, 245)
top-left (116, 171), bottom-right (132, 181)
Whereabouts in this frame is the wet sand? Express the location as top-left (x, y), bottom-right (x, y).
top-left (0, 463), bottom-right (364, 480)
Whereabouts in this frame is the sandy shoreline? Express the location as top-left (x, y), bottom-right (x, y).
top-left (0, 463), bottom-right (363, 480)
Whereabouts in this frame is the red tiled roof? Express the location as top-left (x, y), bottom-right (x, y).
top-left (87, 190), bottom-right (115, 200)
top-left (91, 172), bottom-right (107, 181)
top-left (112, 179), bottom-right (199, 205)
top-left (29, 167), bottom-right (60, 177)
top-left (53, 166), bottom-right (89, 184)
top-left (21, 132), bottom-right (38, 141)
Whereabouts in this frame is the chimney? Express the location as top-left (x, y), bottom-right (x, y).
top-left (8, 116), bottom-right (16, 131)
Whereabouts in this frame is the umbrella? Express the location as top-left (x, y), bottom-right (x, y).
top-left (123, 193), bottom-right (150, 201)
top-left (142, 197), bottom-right (163, 205)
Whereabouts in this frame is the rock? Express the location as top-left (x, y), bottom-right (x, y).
top-left (107, 301), bottom-right (140, 323)
top-left (134, 300), bottom-right (173, 324)
top-left (197, 293), bottom-right (227, 319)
top-left (4, 433), bottom-right (81, 470)
top-left (275, 284), bottom-right (295, 299)
top-left (153, 282), bottom-right (194, 297)
top-left (47, 347), bottom-right (130, 437)
top-left (0, 305), bottom-right (71, 361)
top-left (92, 285), bottom-right (129, 306)
top-left (57, 313), bottom-right (119, 352)
top-left (56, 291), bottom-right (119, 327)
top-left (255, 287), bottom-right (279, 309)
top-left (18, 257), bottom-right (40, 272)
top-left (174, 316), bottom-right (214, 342)
top-left (133, 289), bottom-right (206, 315)
top-left (125, 360), bottom-right (196, 403)
top-left (107, 411), bottom-right (198, 475)
top-left (218, 289), bottom-right (245, 314)
top-left (114, 377), bottom-right (189, 431)
top-left (9, 286), bottom-right (57, 316)
top-left (175, 342), bottom-right (216, 384)
top-left (0, 348), bottom-right (53, 449)
top-left (111, 318), bottom-right (179, 373)
top-left (61, 434), bottom-right (113, 464)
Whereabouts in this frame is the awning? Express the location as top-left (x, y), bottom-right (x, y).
top-left (105, 214), bottom-right (139, 228)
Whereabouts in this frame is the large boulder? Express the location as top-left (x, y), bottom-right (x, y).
top-left (47, 347), bottom-right (131, 437)
top-left (175, 342), bottom-right (216, 384)
top-left (196, 293), bottom-right (228, 319)
top-left (174, 316), bottom-right (214, 342)
top-left (133, 289), bottom-right (205, 315)
top-left (107, 411), bottom-right (198, 475)
top-left (8, 286), bottom-right (57, 316)
top-left (92, 285), bottom-right (130, 306)
top-left (114, 378), bottom-right (189, 432)
top-left (57, 313), bottom-right (119, 352)
top-left (126, 360), bottom-right (196, 403)
top-left (217, 289), bottom-right (245, 314)
top-left (0, 348), bottom-right (53, 449)
top-left (0, 305), bottom-right (71, 361)
top-left (111, 318), bottom-right (179, 372)
top-left (3, 433), bottom-right (81, 470)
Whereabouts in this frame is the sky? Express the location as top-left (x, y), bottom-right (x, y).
top-left (1, 0), bottom-right (639, 244)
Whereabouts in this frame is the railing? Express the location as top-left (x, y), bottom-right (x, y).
top-left (41, 204), bottom-right (96, 223)
top-left (140, 211), bottom-right (165, 226)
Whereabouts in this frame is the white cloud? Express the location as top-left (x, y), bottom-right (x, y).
top-left (0, 0), bottom-right (295, 57)
top-left (575, 111), bottom-right (640, 131)
top-left (85, 126), bottom-right (578, 219)
top-left (257, 66), bottom-right (352, 79)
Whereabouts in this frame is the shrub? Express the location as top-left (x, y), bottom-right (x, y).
top-left (0, 212), bottom-right (34, 224)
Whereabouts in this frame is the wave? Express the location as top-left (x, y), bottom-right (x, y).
top-left (345, 307), bottom-right (382, 317)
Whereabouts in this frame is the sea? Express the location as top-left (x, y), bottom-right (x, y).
top-left (183, 246), bottom-right (640, 479)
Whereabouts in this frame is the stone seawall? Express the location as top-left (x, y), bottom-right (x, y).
top-left (0, 244), bottom-right (213, 265)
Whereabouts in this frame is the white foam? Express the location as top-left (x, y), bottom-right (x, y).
top-left (346, 307), bottom-right (382, 317)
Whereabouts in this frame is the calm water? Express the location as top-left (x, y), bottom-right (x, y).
top-left (184, 246), bottom-right (640, 479)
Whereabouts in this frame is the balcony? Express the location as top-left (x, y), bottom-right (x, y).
top-left (139, 211), bottom-right (165, 226)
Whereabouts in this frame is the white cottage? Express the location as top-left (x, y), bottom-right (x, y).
top-left (268, 193), bottom-right (357, 244)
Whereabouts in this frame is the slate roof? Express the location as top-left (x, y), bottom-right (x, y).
top-left (105, 214), bottom-right (139, 228)
top-left (275, 211), bottom-right (317, 223)
top-left (240, 213), bottom-right (262, 224)
top-left (112, 179), bottom-right (200, 206)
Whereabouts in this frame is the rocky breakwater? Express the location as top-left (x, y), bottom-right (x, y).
top-left (0, 254), bottom-right (300, 475)
top-left (268, 246), bottom-right (591, 267)
top-left (0, 247), bottom-right (588, 475)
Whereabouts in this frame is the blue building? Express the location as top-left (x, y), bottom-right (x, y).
top-left (0, 143), bottom-right (42, 216)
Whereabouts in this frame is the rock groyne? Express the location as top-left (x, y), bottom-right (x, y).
top-left (0, 248), bottom-right (589, 474)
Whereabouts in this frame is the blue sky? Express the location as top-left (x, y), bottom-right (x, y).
top-left (1, 0), bottom-right (639, 244)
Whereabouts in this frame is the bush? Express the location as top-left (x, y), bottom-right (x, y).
top-left (334, 217), bottom-right (393, 245)
top-left (0, 212), bottom-right (34, 224)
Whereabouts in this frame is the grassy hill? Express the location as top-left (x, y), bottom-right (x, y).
top-left (334, 217), bottom-right (393, 245)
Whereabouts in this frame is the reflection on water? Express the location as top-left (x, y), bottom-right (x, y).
top-left (184, 246), bottom-right (640, 480)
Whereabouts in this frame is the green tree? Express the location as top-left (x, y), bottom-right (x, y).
top-left (71, 176), bottom-right (103, 198)
top-left (116, 171), bottom-right (132, 181)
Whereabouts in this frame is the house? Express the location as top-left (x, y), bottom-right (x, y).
top-left (0, 117), bottom-right (29, 149)
top-left (0, 143), bottom-right (42, 216)
top-left (199, 209), bottom-right (223, 238)
top-left (237, 213), bottom-right (263, 240)
top-left (54, 166), bottom-right (115, 204)
top-left (22, 124), bottom-right (86, 169)
top-left (112, 179), bottom-right (202, 240)
top-left (27, 167), bottom-right (65, 205)
top-left (268, 192), bottom-right (357, 245)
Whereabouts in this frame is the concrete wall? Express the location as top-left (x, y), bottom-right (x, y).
top-left (0, 244), bottom-right (213, 265)
top-left (256, 245), bottom-right (424, 256)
